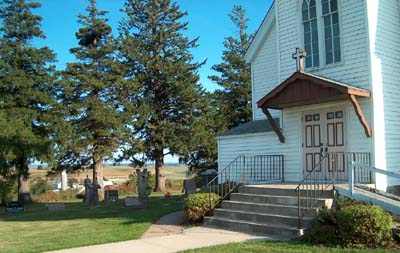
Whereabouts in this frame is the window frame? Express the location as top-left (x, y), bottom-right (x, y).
top-left (299, 0), bottom-right (343, 70)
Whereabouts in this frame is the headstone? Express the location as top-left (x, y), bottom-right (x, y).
top-left (124, 197), bottom-right (144, 209)
top-left (18, 177), bottom-right (32, 204)
top-left (84, 175), bottom-right (100, 205)
top-left (61, 170), bottom-right (68, 191)
top-left (5, 201), bottom-right (24, 213)
top-left (183, 179), bottom-right (196, 195)
top-left (104, 190), bottom-right (119, 202)
top-left (46, 203), bottom-right (65, 211)
top-left (200, 169), bottom-right (218, 191)
top-left (136, 169), bottom-right (148, 202)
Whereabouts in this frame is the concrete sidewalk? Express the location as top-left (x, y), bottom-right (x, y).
top-left (45, 226), bottom-right (271, 253)
top-left (142, 210), bottom-right (185, 238)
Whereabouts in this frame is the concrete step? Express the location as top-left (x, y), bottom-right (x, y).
top-left (230, 193), bottom-right (333, 208)
top-left (238, 185), bottom-right (333, 198)
top-left (204, 216), bottom-right (301, 238)
top-left (214, 209), bottom-right (315, 228)
top-left (221, 201), bottom-right (318, 217)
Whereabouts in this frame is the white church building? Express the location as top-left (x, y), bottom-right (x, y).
top-left (217, 0), bottom-right (400, 191)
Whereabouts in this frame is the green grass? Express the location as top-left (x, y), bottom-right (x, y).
top-left (0, 194), bottom-right (183, 253)
top-left (179, 241), bottom-right (398, 253)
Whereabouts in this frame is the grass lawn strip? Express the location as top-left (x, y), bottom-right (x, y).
top-left (179, 241), bottom-right (396, 253)
top-left (0, 194), bottom-right (183, 253)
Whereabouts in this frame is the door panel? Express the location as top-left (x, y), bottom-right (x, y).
top-left (303, 108), bottom-right (346, 179)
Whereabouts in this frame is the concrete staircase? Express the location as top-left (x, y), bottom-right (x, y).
top-left (204, 184), bottom-right (333, 237)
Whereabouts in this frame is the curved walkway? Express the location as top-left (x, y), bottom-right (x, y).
top-left (45, 211), bottom-right (272, 253)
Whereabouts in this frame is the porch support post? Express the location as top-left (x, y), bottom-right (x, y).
top-left (349, 94), bottom-right (372, 138)
top-left (261, 107), bottom-right (285, 143)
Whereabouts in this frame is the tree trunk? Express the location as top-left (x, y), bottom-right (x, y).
top-left (154, 148), bottom-right (166, 192)
top-left (93, 154), bottom-right (104, 201)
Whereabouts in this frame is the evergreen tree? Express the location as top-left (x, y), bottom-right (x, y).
top-left (185, 6), bottom-right (253, 173)
top-left (210, 5), bottom-right (253, 129)
top-left (57, 0), bottom-right (125, 198)
top-left (0, 0), bottom-right (56, 198)
top-left (119, 0), bottom-right (205, 192)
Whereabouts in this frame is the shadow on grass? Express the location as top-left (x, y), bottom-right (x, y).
top-left (0, 195), bottom-right (184, 224)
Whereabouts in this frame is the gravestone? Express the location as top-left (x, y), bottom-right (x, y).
top-left (124, 197), bottom-right (144, 209)
top-left (46, 203), bottom-right (65, 211)
top-left (61, 170), bottom-right (68, 191)
top-left (104, 190), bottom-right (119, 202)
top-left (183, 179), bottom-right (196, 195)
top-left (200, 169), bottom-right (218, 191)
top-left (84, 176), bottom-right (100, 205)
top-left (5, 201), bottom-right (24, 213)
top-left (136, 169), bottom-right (148, 202)
top-left (18, 177), bottom-right (32, 204)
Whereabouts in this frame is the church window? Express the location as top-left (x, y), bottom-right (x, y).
top-left (322, 0), bottom-right (341, 64)
top-left (302, 0), bottom-right (319, 68)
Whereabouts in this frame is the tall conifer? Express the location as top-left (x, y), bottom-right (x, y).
top-left (119, 0), bottom-right (205, 192)
top-left (0, 0), bottom-right (56, 198)
top-left (58, 0), bottom-right (125, 198)
top-left (210, 5), bottom-right (253, 129)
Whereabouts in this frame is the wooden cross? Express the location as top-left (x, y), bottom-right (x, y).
top-left (292, 47), bottom-right (307, 72)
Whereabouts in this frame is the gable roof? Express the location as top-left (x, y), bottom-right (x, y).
top-left (257, 71), bottom-right (371, 109)
top-left (245, 1), bottom-right (276, 63)
top-left (217, 119), bottom-right (279, 138)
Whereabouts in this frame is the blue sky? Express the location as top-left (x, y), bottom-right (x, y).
top-left (34, 0), bottom-right (273, 92)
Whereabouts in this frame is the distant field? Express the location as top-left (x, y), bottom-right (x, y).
top-left (29, 165), bottom-right (190, 183)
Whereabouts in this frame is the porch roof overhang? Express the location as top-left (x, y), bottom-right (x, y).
top-left (257, 71), bottom-right (371, 109)
top-left (257, 71), bottom-right (372, 143)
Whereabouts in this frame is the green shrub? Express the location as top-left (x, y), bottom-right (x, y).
top-left (303, 224), bottom-right (340, 246)
top-left (30, 178), bottom-right (52, 195)
top-left (0, 178), bottom-right (16, 204)
top-left (184, 192), bottom-right (219, 223)
top-left (336, 204), bottom-right (392, 248)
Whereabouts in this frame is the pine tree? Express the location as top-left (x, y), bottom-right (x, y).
top-left (210, 5), bottom-right (253, 129)
top-left (185, 6), bottom-right (253, 173)
top-left (57, 0), bottom-right (125, 199)
top-left (119, 0), bottom-right (205, 192)
top-left (0, 0), bottom-right (56, 198)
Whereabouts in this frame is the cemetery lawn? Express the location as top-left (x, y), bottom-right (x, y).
top-left (179, 241), bottom-right (395, 253)
top-left (0, 194), bottom-right (183, 253)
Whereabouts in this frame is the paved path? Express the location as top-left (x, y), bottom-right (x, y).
top-left (46, 226), bottom-right (271, 253)
top-left (142, 210), bottom-right (185, 238)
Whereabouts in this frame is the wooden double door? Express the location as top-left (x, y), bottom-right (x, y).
top-left (302, 108), bottom-right (346, 178)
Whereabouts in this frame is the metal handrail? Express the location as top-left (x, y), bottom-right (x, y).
top-left (208, 154), bottom-right (284, 211)
top-left (295, 152), bottom-right (371, 229)
top-left (295, 153), bottom-right (330, 229)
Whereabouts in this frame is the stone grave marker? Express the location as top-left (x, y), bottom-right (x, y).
top-left (136, 168), bottom-right (148, 202)
top-left (84, 176), bottom-right (100, 205)
top-left (46, 203), bottom-right (65, 211)
top-left (183, 179), bottom-right (196, 195)
top-left (124, 197), bottom-right (144, 209)
top-left (104, 190), bottom-right (119, 202)
top-left (5, 201), bottom-right (24, 213)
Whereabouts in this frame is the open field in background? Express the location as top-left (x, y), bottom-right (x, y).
top-left (29, 165), bottom-right (191, 184)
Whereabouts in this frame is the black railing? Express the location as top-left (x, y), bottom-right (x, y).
top-left (208, 154), bottom-right (284, 210)
top-left (295, 152), bottom-right (371, 229)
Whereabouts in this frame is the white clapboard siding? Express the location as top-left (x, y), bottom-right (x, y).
top-left (218, 111), bottom-right (303, 182)
top-left (252, 24), bottom-right (279, 120)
